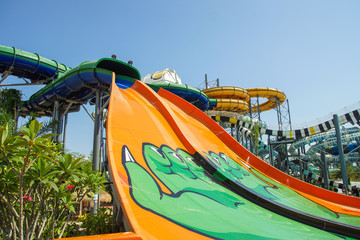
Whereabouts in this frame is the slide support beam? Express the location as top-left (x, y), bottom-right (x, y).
top-left (91, 90), bottom-right (102, 214)
top-left (333, 114), bottom-right (349, 194)
top-left (321, 151), bottom-right (330, 190)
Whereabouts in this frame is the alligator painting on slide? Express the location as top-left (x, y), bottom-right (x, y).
top-left (122, 143), bottom-right (348, 239)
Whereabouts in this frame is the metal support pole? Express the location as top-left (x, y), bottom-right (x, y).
top-left (286, 99), bottom-right (292, 131)
top-left (62, 113), bottom-right (68, 151)
top-left (52, 101), bottom-right (59, 132)
top-left (248, 99), bottom-right (253, 119)
top-left (276, 98), bottom-right (282, 130)
top-left (250, 139), bottom-right (254, 154)
top-left (91, 91), bottom-right (102, 214)
top-left (333, 114), bottom-right (349, 194)
top-left (301, 146), bottom-right (308, 171)
top-left (236, 126), bottom-right (240, 142)
top-left (56, 117), bottom-right (64, 144)
top-left (285, 146), bottom-right (289, 174)
top-left (216, 78), bottom-right (219, 87)
top-left (93, 91), bottom-right (102, 170)
top-left (52, 101), bottom-right (64, 144)
top-left (52, 101), bottom-right (60, 142)
top-left (321, 152), bottom-right (329, 190)
top-left (205, 74), bottom-right (208, 89)
top-left (268, 135), bottom-right (274, 166)
top-left (297, 149), bottom-right (303, 180)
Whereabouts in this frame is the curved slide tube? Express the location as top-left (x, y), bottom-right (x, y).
top-left (247, 87), bottom-right (286, 113)
top-left (289, 128), bottom-right (360, 163)
top-left (0, 45), bottom-right (210, 115)
top-left (20, 59), bottom-right (140, 115)
top-left (202, 86), bottom-right (286, 113)
top-left (327, 142), bottom-right (359, 156)
top-left (307, 131), bottom-right (360, 160)
top-left (212, 112), bottom-right (359, 166)
top-left (211, 110), bottom-right (360, 140)
top-left (213, 111), bottom-right (360, 164)
top-left (0, 45), bottom-right (70, 83)
top-left (106, 78), bottom-right (359, 239)
top-left (203, 86), bottom-right (250, 112)
top-left (289, 128), bottom-right (359, 155)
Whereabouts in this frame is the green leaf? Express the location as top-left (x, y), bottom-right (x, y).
top-left (71, 174), bottom-right (80, 182)
top-left (48, 180), bottom-right (59, 192)
top-left (67, 204), bottom-right (76, 213)
top-left (0, 123), bottom-right (9, 147)
top-left (29, 120), bottom-right (43, 139)
top-left (29, 179), bottom-right (35, 188)
top-left (41, 133), bottom-right (57, 139)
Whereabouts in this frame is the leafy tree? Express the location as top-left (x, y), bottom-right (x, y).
top-left (0, 88), bottom-right (22, 132)
top-left (0, 120), bottom-right (107, 240)
top-left (0, 88), bottom-right (22, 117)
top-left (0, 88), bottom-right (54, 137)
top-left (330, 163), bottom-right (360, 183)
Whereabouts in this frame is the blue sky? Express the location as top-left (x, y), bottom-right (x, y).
top-left (2, 0), bottom-right (360, 156)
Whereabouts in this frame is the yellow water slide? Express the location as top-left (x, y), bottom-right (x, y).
top-left (202, 86), bottom-right (286, 113)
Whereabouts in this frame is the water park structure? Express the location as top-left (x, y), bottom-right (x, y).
top-left (0, 45), bottom-right (359, 239)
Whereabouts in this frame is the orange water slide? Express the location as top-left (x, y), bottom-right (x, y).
top-left (60, 76), bottom-right (359, 240)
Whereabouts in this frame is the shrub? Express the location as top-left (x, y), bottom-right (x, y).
top-left (62, 207), bottom-right (113, 237)
top-left (0, 120), bottom-right (107, 240)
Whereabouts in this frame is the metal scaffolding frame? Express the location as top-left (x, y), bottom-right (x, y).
top-left (275, 98), bottom-right (292, 131)
top-left (198, 74), bottom-right (219, 90)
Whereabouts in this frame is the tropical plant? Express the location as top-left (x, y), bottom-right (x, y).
top-left (23, 114), bottom-right (58, 137)
top-left (250, 121), bottom-right (260, 156)
top-left (62, 207), bottom-right (113, 237)
top-left (0, 120), bottom-right (107, 240)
